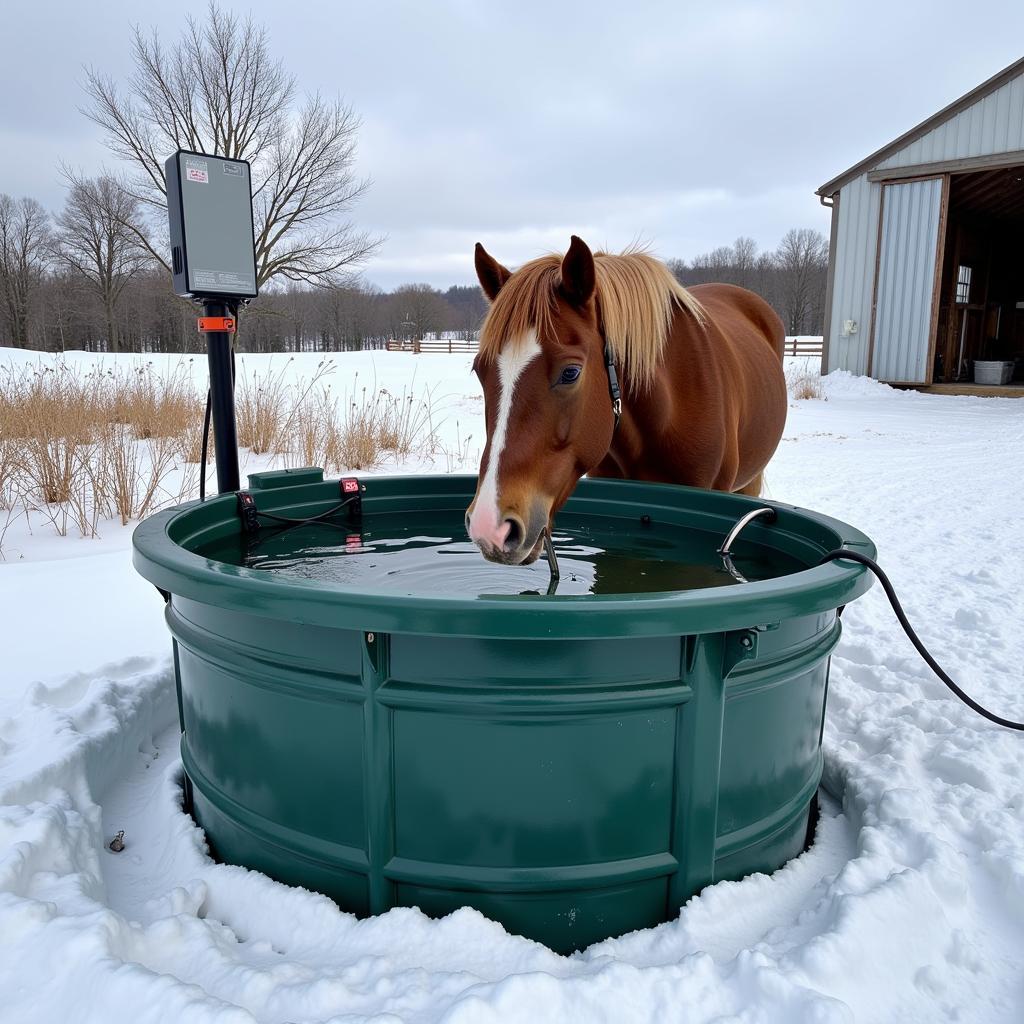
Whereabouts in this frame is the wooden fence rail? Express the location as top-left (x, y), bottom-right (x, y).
top-left (386, 337), bottom-right (820, 358)
top-left (785, 337), bottom-right (823, 357)
top-left (386, 339), bottom-right (478, 354)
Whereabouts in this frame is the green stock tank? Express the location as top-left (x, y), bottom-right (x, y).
top-left (132, 469), bottom-right (874, 953)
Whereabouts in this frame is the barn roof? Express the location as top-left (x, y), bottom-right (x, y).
top-left (816, 55), bottom-right (1024, 197)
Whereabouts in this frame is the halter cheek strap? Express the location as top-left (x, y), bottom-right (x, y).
top-left (604, 340), bottom-right (622, 430)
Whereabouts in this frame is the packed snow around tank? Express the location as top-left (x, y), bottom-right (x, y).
top-left (1, 346), bottom-right (1022, 1022)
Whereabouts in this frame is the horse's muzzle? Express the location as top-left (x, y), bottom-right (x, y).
top-left (467, 504), bottom-right (549, 566)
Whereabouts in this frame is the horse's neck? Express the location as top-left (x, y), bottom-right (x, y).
top-left (601, 359), bottom-right (670, 479)
top-left (617, 311), bottom-right (693, 423)
top-left (603, 314), bottom-right (711, 482)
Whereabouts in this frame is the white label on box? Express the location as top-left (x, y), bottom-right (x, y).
top-left (193, 268), bottom-right (255, 292)
top-left (185, 159), bottom-right (208, 184)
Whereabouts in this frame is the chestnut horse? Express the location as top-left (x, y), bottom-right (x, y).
top-left (467, 236), bottom-right (787, 565)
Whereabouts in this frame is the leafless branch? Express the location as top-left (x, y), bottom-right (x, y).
top-left (50, 173), bottom-right (152, 351)
top-left (80, 2), bottom-right (375, 290)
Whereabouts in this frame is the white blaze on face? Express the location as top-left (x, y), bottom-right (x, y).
top-left (468, 330), bottom-right (542, 548)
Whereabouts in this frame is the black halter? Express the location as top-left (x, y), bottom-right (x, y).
top-left (604, 340), bottom-right (622, 431)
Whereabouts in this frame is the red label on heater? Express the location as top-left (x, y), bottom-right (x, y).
top-left (341, 478), bottom-right (360, 494)
top-left (197, 316), bottom-right (236, 333)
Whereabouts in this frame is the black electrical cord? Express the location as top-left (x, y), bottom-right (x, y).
top-left (243, 496), bottom-right (361, 560)
top-left (253, 497), bottom-right (357, 528)
top-left (199, 389), bottom-right (212, 502)
top-left (821, 549), bottom-right (1024, 731)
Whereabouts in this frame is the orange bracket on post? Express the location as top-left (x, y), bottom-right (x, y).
top-left (198, 316), bottom-right (236, 333)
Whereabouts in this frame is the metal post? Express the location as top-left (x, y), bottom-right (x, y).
top-left (202, 299), bottom-right (241, 494)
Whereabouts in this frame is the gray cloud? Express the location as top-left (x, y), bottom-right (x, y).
top-left (3, 0), bottom-right (1023, 289)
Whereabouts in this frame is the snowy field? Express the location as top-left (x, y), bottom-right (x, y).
top-left (1, 346), bottom-right (1022, 1023)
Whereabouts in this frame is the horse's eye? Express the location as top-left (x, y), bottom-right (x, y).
top-left (558, 365), bottom-right (582, 385)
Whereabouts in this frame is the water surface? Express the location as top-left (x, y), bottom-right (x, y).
top-left (197, 511), bottom-right (803, 597)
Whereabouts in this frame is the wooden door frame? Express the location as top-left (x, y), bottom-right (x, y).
top-left (924, 174), bottom-right (951, 385)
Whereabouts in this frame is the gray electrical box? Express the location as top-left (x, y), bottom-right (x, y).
top-left (166, 150), bottom-right (258, 300)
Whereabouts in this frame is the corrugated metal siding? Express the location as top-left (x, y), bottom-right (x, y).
top-left (878, 73), bottom-right (1024, 168)
top-left (826, 175), bottom-right (880, 375)
top-left (872, 178), bottom-right (943, 383)
top-left (826, 68), bottom-right (1023, 379)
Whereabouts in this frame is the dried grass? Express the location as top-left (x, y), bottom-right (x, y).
top-left (787, 364), bottom-right (826, 401)
top-left (0, 358), bottom-right (443, 553)
top-left (435, 421), bottom-right (476, 474)
top-left (94, 426), bottom-right (183, 526)
top-left (3, 366), bottom-right (103, 507)
top-left (376, 385), bottom-right (437, 459)
top-left (112, 362), bottom-right (203, 441)
top-left (286, 387), bottom-right (339, 472)
top-left (0, 361), bottom-right (203, 544)
top-left (0, 391), bottom-right (22, 509)
top-left (237, 362), bottom-right (291, 455)
top-left (283, 372), bottom-right (439, 475)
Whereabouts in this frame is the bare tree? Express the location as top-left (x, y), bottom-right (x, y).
top-left (0, 195), bottom-right (50, 348)
top-left (390, 284), bottom-right (450, 343)
top-left (82, 2), bottom-right (379, 287)
top-left (280, 284), bottom-right (310, 352)
top-left (691, 245), bottom-right (737, 284)
top-left (669, 229), bottom-right (829, 335)
top-left (444, 284), bottom-right (487, 340)
top-left (731, 236), bottom-right (758, 290)
top-left (775, 228), bottom-right (828, 335)
top-left (315, 282), bottom-right (382, 352)
top-left (674, 242), bottom-right (750, 289)
top-left (51, 175), bottom-right (149, 353)
top-left (753, 251), bottom-right (781, 315)
top-left (732, 236), bottom-right (758, 269)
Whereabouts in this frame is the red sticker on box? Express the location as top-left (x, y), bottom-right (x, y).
top-left (341, 478), bottom-right (360, 494)
top-left (185, 158), bottom-right (209, 184)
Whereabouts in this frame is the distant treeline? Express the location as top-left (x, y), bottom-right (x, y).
top-left (668, 229), bottom-right (828, 337)
top-left (0, 192), bottom-right (826, 353)
top-left (0, 5), bottom-right (828, 355)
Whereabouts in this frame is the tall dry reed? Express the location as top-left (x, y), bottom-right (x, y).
top-left (786, 363), bottom-right (826, 401)
top-left (0, 357), bottom-right (443, 554)
top-left (283, 373), bottom-right (439, 474)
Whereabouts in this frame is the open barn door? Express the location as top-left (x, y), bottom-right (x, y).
top-left (869, 177), bottom-right (948, 384)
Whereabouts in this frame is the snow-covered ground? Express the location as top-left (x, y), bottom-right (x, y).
top-left (1, 347), bottom-right (1022, 1023)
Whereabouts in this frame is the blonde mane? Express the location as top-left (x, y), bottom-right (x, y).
top-left (478, 248), bottom-right (705, 389)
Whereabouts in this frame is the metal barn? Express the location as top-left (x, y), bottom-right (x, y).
top-left (817, 57), bottom-right (1024, 393)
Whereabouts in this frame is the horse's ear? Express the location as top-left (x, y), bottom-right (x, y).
top-left (559, 235), bottom-right (596, 307)
top-left (475, 243), bottom-right (511, 302)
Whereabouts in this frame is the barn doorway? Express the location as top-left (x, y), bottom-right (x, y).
top-left (933, 164), bottom-right (1024, 385)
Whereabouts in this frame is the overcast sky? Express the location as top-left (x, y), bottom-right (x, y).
top-left (2, 1), bottom-right (1023, 290)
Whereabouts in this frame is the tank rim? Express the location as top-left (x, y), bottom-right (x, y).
top-left (132, 473), bottom-right (876, 639)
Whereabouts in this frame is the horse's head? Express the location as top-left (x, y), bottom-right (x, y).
top-left (466, 236), bottom-right (616, 565)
